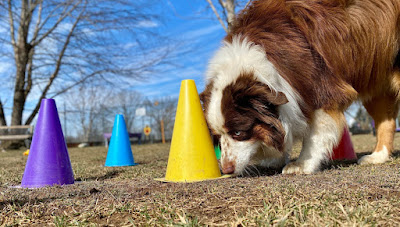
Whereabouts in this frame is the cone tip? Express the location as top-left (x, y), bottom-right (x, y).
top-left (181, 79), bottom-right (195, 85)
top-left (40, 98), bottom-right (56, 106)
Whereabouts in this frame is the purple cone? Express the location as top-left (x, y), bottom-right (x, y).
top-left (21, 99), bottom-right (74, 188)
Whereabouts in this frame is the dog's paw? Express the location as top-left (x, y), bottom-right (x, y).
top-left (358, 151), bottom-right (390, 165)
top-left (282, 162), bottom-right (313, 174)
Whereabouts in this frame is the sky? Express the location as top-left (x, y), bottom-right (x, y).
top-left (0, 0), bottom-right (228, 124)
top-left (0, 0), bottom-right (358, 129)
top-left (131, 0), bottom-right (227, 99)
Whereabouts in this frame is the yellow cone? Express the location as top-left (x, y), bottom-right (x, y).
top-left (158, 80), bottom-right (225, 182)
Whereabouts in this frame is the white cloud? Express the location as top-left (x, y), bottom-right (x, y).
top-left (0, 62), bottom-right (11, 74)
top-left (123, 42), bottom-right (138, 50)
top-left (136, 20), bottom-right (159, 28)
top-left (57, 22), bottom-right (73, 33)
top-left (0, 26), bottom-right (8, 35)
top-left (182, 24), bottom-right (222, 39)
top-left (82, 27), bottom-right (95, 37)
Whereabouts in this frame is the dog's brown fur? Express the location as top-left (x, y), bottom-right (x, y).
top-left (201, 0), bottom-right (400, 172)
top-left (221, 73), bottom-right (288, 151)
top-left (223, 0), bottom-right (400, 116)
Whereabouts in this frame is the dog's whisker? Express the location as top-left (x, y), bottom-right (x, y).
top-left (242, 167), bottom-right (251, 177)
top-left (250, 164), bottom-right (261, 176)
top-left (244, 164), bottom-right (259, 177)
top-left (248, 164), bottom-right (261, 176)
top-left (243, 166), bottom-right (251, 177)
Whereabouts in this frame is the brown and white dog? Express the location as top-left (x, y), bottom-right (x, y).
top-left (200, 0), bottom-right (400, 175)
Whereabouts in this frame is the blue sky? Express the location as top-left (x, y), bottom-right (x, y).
top-left (131, 0), bottom-right (227, 99)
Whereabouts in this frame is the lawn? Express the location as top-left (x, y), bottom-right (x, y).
top-left (1, 134), bottom-right (400, 226)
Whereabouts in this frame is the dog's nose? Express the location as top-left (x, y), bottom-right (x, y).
top-left (222, 162), bottom-right (235, 174)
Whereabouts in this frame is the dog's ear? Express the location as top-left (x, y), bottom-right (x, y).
top-left (248, 88), bottom-right (288, 114)
top-left (199, 82), bottom-right (214, 110)
top-left (248, 88), bottom-right (287, 152)
top-left (233, 81), bottom-right (288, 114)
top-left (251, 82), bottom-right (288, 106)
top-left (199, 91), bottom-right (207, 103)
top-left (240, 83), bottom-right (286, 151)
top-left (264, 90), bottom-right (288, 106)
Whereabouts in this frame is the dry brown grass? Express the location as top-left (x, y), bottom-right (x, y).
top-left (1, 134), bottom-right (400, 226)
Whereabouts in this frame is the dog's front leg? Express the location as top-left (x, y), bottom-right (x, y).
top-left (282, 109), bottom-right (345, 174)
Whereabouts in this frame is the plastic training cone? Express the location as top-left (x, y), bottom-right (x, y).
top-left (105, 114), bottom-right (137, 167)
top-left (21, 99), bottom-right (74, 188)
top-left (331, 128), bottom-right (357, 160)
top-left (214, 145), bottom-right (221, 160)
top-left (158, 79), bottom-right (225, 182)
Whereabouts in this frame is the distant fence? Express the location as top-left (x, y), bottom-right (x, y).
top-left (56, 101), bottom-right (176, 144)
top-left (1, 99), bottom-right (177, 145)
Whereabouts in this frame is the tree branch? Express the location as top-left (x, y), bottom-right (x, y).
top-left (23, 1), bottom-right (41, 99)
top-left (218, 0), bottom-right (228, 22)
top-left (25, 10), bottom-right (82, 125)
top-left (31, 0), bottom-right (81, 47)
top-left (28, 0), bottom-right (41, 14)
top-left (48, 69), bottom-right (110, 98)
top-left (244, 0), bottom-right (252, 9)
top-left (205, 0), bottom-right (228, 33)
top-left (220, 0), bottom-right (235, 31)
top-left (24, 48), bottom-right (34, 99)
top-left (7, 0), bottom-right (17, 60)
top-left (30, 0), bottom-right (42, 43)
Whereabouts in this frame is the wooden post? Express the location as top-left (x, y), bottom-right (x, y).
top-left (161, 119), bottom-right (165, 144)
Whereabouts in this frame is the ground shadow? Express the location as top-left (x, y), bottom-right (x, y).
top-left (78, 169), bottom-right (122, 182)
top-left (0, 196), bottom-right (59, 210)
top-left (238, 166), bottom-right (283, 178)
top-left (0, 184), bottom-right (101, 210)
top-left (322, 149), bottom-right (400, 171)
top-left (238, 150), bottom-right (400, 177)
top-left (321, 159), bottom-right (358, 171)
top-left (355, 150), bottom-right (400, 158)
top-left (391, 150), bottom-right (400, 157)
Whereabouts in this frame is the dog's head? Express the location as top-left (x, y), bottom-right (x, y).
top-left (200, 72), bottom-right (288, 175)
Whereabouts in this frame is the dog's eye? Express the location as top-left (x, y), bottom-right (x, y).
top-left (230, 130), bottom-right (250, 141)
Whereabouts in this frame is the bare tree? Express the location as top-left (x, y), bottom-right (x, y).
top-left (204, 0), bottom-right (250, 32)
top-left (108, 91), bottom-right (144, 132)
top-left (0, 0), bottom-right (174, 126)
top-left (65, 86), bottom-right (108, 142)
top-left (144, 97), bottom-right (177, 141)
top-left (64, 87), bottom-right (145, 142)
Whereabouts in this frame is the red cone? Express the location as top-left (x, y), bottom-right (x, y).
top-left (331, 128), bottom-right (357, 160)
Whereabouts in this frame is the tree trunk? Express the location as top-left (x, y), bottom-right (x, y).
top-left (0, 100), bottom-right (7, 126)
top-left (224, 0), bottom-right (235, 32)
top-left (10, 0), bottom-right (31, 126)
top-left (11, 71), bottom-right (27, 126)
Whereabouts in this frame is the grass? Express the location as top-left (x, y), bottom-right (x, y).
top-left (0, 134), bottom-right (400, 226)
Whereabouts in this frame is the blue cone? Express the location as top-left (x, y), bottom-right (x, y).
top-left (105, 115), bottom-right (137, 167)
